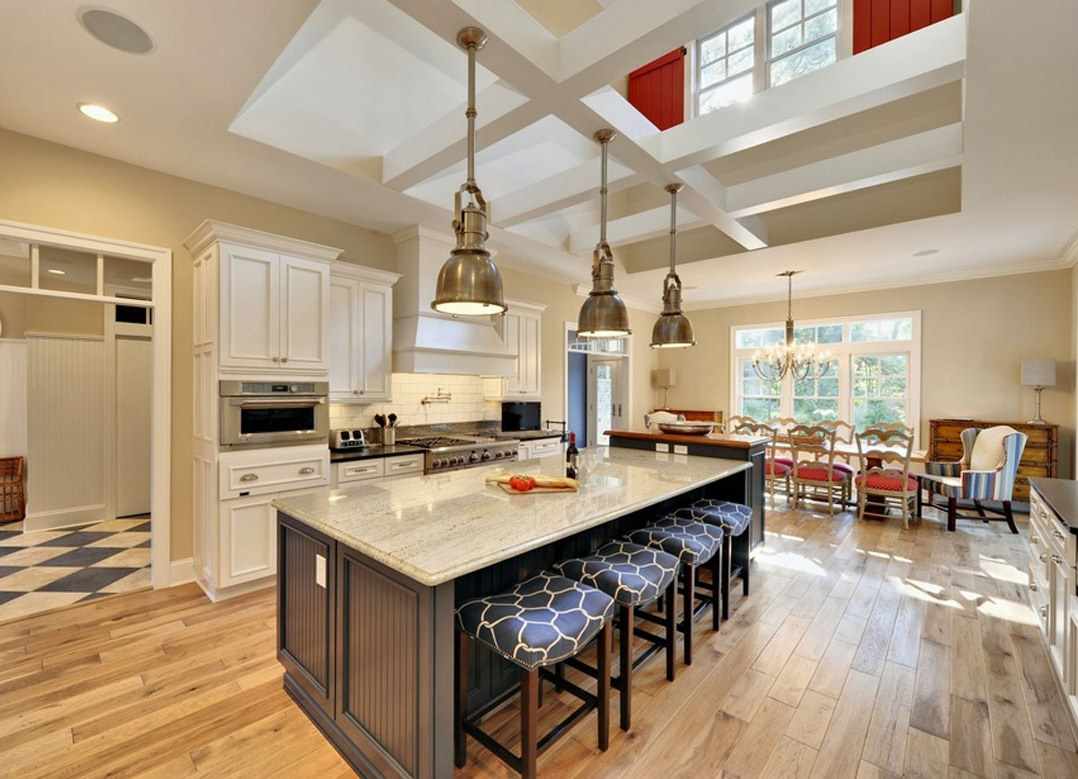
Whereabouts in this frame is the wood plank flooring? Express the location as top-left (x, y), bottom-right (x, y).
top-left (0, 502), bottom-right (1075, 778)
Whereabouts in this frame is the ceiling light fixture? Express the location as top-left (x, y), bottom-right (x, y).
top-left (752, 271), bottom-right (831, 382)
top-left (430, 27), bottom-right (505, 317)
top-left (577, 129), bottom-right (630, 338)
top-left (651, 183), bottom-right (695, 349)
top-left (78, 103), bottom-right (118, 123)
top-left (47, 268), bottom-right (66, 276)
top-left (78, 8), bottom-right (154, 55)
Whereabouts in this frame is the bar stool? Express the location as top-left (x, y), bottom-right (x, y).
top-left (455, 571), bottom-right (614, 779)
top-left (684, 499), bottom-right (753, 619)
top-left (628, 515), bottom-right (723, 665)
top-left (556, 540), bottom-right (679, 730)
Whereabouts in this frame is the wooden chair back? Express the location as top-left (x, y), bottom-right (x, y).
top-left (725, 415), bottom-right (757, 434)
top-left (822, 419), bottom-right (855, 467)
top-left (732, 420), bottom-right (780, 461)
top-left (855, 427), bottom-right (914, 482)
top-left (788, 424), bottom-right (837, 472)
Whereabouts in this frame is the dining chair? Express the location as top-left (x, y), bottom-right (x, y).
top-left (788, 424), bottom-right (849, 515)
top-left (723, 415), bottom-right (757, 434)
top-left (821, 419), bottom-right (856, 507)
top-left (853, 427), bottom-right (916, 528)
top-left (731, 420), bottom-right (789, 502)
top-left (767, 416), bottom-right (799, 470)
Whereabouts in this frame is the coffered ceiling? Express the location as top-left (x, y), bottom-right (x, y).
top-left (0, 0), bottom-right (1075, 308)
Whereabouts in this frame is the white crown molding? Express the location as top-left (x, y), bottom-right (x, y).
top-left (505, 298), bottom-right (548, 313)
top-left (682, 257), bottom-right (1074, 311)
top-left (331, 259), bottom-right (401, 285)
top-left (0, 218), bottom-right (168, 262)
top-left (183, 219), bottom-right (343, 262)
top-left (390, 224), bottom-right (454, 246)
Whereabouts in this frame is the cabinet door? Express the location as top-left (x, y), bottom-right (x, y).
top-left (219, 244), bottom-right (279, 371)
top-left (358, 283), bottom-right (391, 400)
top-left (329, 277), bottom-right (358, 400)
top-left (503, 312), bottom-right (522, 395)
top-left (219, 492), bottom-right (278, 586)
top-left (520, 313), bottom-right (541, 397)
top-left (1049, 555), bottom-right (1070, 666)
top-left (278, 517), bottom-right (335, 712)
top-left (280, 255), bottom-right (329, 372)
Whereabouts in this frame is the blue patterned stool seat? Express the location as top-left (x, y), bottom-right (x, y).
top-left (556, 541), bottom-right (679, 607)
top-left (456, 572), bottom-right (615, 671)
top-left (628, 515), bottom-right (722, 566)
top-left (687, 499), bottom-right (752, 536)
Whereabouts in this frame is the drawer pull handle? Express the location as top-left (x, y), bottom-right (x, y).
top-left (1040, 553), bottom-right (1048, 563)
top-left (1054, 530), bottom-right (1064, 540)
top-left (1031, 536), bottom-right (1039, 545)
top-left (1051, 554), bottom-right (1064, 565)
top-left (299, 466), bottom-right (315, 475)
top-left (1030, 582), bottom-right (1038, 592)
top-left (1039, 605), bottom-right (1048, 618)
top-left (239, 473), bottom-right (258, 482)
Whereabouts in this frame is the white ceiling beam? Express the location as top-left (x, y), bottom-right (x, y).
top-left (569, 204), bottom-right (701, 254)
top-left (726, 123), bottom-right (964, 218)
top-left (579, 86), bottom-right (659, 142)
top-left (651, 14), bottom-right (966, 171)
top-left (495, 158), bottom-right (641, 227)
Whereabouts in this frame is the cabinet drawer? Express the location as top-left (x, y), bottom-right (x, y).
top-left (384, 454), bottom-right (423, 478)
top-left (336, 459), bottom-right (385, 484)
top-left (219, 444), bottom-right (329, 499)
top-left (530, 439), bottom-right (562, 459)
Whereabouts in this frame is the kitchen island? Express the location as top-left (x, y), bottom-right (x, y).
top-left (273, 447), bottom-right (752, 779)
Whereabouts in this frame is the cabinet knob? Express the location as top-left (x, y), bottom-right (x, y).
top-left (1051, 554), bottom-right (1064, 565)
top-left (1039, 605), bottom-right (1048, 618)
top-left (239, 473), bottom-right (258, 482)
top-left (1040, 553), bottom-right (1048, 563)
top-left (272, 357), bottom-right (280, 363)
top-left (299, 466), bottom-right (315, 475)
top-left (1030, 581), bottom-right (1038, 592)
top-left (282, 357), bottom-right (289, 363)
top-left (1031, 535), bottom-right (1039, 545)
top-left (1054, 530), bottom-right (1064, 540)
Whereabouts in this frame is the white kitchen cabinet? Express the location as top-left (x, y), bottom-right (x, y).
top-left (219, 485), bottom-right (322, 588)
top-left (518, 436), bottom-right (562, 461)
top-left (492, 300), bottom-right (545, 401)
top-left (280, 254), bottom-right (329, 371)
top-left (328, 262), bottom-right (400, 403)
top-left (332, 453), bottom-right (423, 487)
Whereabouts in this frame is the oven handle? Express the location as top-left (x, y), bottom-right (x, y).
top-left (227, 398), bottom-right (326, 408)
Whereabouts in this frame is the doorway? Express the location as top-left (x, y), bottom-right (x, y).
top-left (588, 358), bottom-right (628, 446)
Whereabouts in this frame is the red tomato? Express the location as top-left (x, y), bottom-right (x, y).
top-left (509, 475), bottom-right (535, 492)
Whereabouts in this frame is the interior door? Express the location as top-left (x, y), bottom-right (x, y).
top-left (115, 334), bottom-right (152, 517)
top-left (588, 358), bottom-right (627, 446)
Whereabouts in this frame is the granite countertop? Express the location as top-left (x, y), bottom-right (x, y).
top-left (495, 430), bottom-right (564, 441)
top-left (1029, 478), bottom-right (1078, 534)
top-left (330, 444), bottom-right (425, 463)
top-left (606, 427), bottom-right (770, 449)
top-left (274, 447), bottom-right (751, 586)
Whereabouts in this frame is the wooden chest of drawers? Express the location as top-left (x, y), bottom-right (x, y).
top-left (928, 419), bottom-right (1058, 501)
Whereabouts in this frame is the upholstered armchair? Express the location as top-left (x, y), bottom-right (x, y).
top-left (919, 425), bottom-right (1028, 533)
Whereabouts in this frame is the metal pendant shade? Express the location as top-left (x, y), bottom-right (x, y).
top-left (577, 129), bottom-right (631, 338)
top-left (651, 183), bottom-right (695, 349)
top-left (431, 27), bottom-right (506, 316)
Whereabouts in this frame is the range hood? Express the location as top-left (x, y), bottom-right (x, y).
top-left (392, 227), bottom-right (516, 376)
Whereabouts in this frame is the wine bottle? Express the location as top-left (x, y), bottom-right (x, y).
top-left (565, 432), bottom-right (579, 480)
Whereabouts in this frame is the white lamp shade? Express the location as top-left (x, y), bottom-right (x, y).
top-left (1021, 359), bottom-right (1056, 387)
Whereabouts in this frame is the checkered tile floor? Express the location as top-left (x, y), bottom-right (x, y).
top-left (0, 517), bottom-right (151, 622)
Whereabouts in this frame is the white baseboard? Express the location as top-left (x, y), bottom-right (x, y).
top-left (168, 557), bottom-right (195, 587)
top-left (24, 504), bottom-right (107, 532)
top-left (196, 573), bottom-right (276, 603)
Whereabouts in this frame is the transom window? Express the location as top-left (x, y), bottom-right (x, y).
top-left (731, 312), bottom-right (922, 442)
top-left (768, 0), bottom-right (839, 86)
top-left (696, 15), bottom-right (756, 115)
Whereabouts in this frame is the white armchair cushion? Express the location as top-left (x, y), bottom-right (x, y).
top-left (969, 425), bottom-right (1017, 471)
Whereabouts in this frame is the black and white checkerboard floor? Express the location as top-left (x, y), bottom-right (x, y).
top-left (0, 517), bottom-right (151, 622)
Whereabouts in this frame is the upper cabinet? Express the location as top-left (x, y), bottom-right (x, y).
top-left (186, 221), bottom-right (342, 379)
top-left (328, 262), bottom-right (400, 403)
top-left (496, 300), bottom-right (545, 401)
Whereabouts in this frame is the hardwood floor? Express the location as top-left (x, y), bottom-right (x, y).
top-left (0, 501), bottom-right (1076, 778)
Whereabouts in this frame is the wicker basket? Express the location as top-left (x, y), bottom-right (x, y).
top-left (0, 457), bottom-right (25, 524)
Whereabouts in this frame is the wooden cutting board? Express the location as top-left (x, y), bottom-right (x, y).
top-left (495, 482), bottom-right (577, 494)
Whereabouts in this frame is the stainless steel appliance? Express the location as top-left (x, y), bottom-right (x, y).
top-left (331, 428), bottom-right (367, 450)
top-left (219, 381), bottom-right (328, 449)
top-left (501, 401), bottom-right (540, 432)
top-left (400, 435), bottom-right (518, 473)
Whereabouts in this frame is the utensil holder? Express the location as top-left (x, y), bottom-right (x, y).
top-left (382, 428), bottom-right (396, 446)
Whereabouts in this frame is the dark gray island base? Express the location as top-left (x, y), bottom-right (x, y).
top-left (273, 449), bottom-right (753, 778)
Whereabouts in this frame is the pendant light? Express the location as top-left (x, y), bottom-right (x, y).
top-left (577, 129), bottom-right (631, 338)
top-left (650, 183), bottom-right (695, 349)
top-left (752, 270), bottom-right (832, 382)
top-left (431, 27), bottom-right (506, 316)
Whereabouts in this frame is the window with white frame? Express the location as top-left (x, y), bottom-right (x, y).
top-left (768, 0), bottom-right (839, 87)
top-left (696, 14), bottom-right (756, 115)
top-left (731, 311), bottom-right (921, 441)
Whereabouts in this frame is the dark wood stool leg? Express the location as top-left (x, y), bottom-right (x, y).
top-left (597, 621), bottom-right (611, 751)
top-left (947, 496), bottom-right (957, 532)
top-left (455, 630), bottom-right (469, 769)
top-left (619, 604), bottom-right (633, 730)
top-left (521, 668), bottom-right (538, 779)
top-left (916, 479), bottom-right (923, 518)
top-left (721, 535), bottom-right (732, 620)
top-left (553, 662), bottom-right (565, 692)
top-left (683, 564), bottom-right (694, 666)
top-left (739, 533), bottom-right (750, 597)
top-left (1003, 501), bottom-right (1018, 534)
top-left (664, 580), bottom-right (676, 682)
top-left (710, 552), bottom-right (721, 632)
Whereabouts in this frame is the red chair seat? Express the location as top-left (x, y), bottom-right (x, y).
top-left (773, 457), bottom-right (794, 467)
top-left (855, 472), bottom-right (917, 492)
top-left (795, 465), bottom-right (851, 482)
top-left (765, 460), bottom-right (791, 476)
top-left (832, 462), bottom-right (855, 475)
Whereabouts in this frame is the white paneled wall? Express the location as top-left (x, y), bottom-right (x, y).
top-left (0, 339), bottom-right (27, 457)
top-left (26, 334), bottom-right (106, 528)
top-left (330, 373), bottom-right (500, 429)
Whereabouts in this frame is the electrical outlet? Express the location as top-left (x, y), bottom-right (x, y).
top-left (315, 554), bottom-right (326, 588)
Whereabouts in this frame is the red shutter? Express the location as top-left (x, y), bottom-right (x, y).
top-left (854, 0), bottom-right (955, 53)
top-left (627, 48), bottom-right (685, 131)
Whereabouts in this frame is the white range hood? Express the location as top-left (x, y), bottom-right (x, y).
top-left (392, 227), bottom-right (516, 376)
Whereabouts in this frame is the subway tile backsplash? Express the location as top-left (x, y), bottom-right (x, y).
top-left (330, 373), bottom-right (500, 429)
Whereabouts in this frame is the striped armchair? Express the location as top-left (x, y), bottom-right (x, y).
top-left (919, 425), bottom-right (1027, 533)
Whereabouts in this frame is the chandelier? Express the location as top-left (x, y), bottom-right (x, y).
top-left (752, 271), bottom-right (831, 382)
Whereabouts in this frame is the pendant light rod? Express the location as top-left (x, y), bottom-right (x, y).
top-left (666, 183), bottom-right (683, 274)
top-left (595, 129), bottom-right (615, 245)
top-left (459, 28), bottom-right (483, 189)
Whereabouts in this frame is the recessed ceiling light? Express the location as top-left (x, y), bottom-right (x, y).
top-left (78, 103), bottom-right (119, 123)
top-left (913, 249), bottom-right (939, 257)
top-left (47, 268), bottom-right (66, 276)
top-left (78, 8), bottom-right (154, 54)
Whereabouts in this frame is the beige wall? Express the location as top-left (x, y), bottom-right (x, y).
top-left (0, 128), bottom-right (395, 560)
top-left (0, 293), bottom-right (104, 337)
top-left (659, 270), bottom-right (1075, 477)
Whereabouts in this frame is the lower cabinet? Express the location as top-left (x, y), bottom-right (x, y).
top-left (219, 486), bottom-right (320, 588)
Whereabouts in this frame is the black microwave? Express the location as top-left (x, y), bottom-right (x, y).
top-left (502, 401), bottom-right (540, 432)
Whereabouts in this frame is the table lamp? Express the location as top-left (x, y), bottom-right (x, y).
top-left (1021, 359), bottom-right (1055, 424)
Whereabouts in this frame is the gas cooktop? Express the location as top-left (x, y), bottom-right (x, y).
top-left (398, 435), bottom-right (518, 473)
